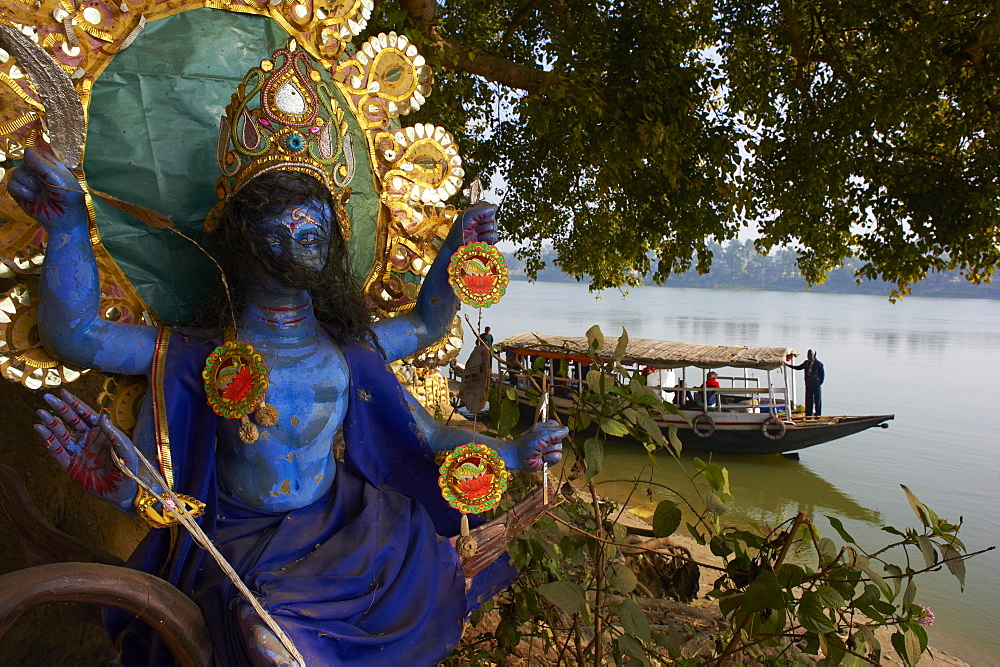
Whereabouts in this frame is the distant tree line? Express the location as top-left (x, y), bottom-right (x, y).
top-left (504, 241), bottom-right (1000, 299)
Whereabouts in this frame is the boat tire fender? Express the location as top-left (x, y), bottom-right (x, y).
top-left (692, 414), bottom-right (715, 438)
top-left (762, 416), bottom-right (787, 440)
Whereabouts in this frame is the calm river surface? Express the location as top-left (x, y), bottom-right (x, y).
top-left (459, 281), bottom-right (999, 663)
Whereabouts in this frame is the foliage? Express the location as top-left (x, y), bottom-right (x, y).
top-left (449, 326), bottom-right (982, 665)
top-left (367, 0), bottom-right (998, 297)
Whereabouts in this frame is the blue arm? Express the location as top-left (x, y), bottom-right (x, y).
top-left (9, 149), bottom-right (157, 375)
top-left (403, 390), bottom-right (565, 471)
top-left (372, 203), bottom-right (497, 362)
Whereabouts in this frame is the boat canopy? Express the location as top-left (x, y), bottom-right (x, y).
top-left (498, 333), bottom-right (797, 371)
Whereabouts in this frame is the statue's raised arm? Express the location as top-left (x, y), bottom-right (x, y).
top-left (403, 390), bottom-right (566, 471)
top-left (7, 148), bottom-right (158, 376)
top-left (371, 202), bottom-right (497, 362)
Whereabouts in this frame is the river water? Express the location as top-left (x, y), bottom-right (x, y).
top-left (459, 280), bottom-right (999, 663)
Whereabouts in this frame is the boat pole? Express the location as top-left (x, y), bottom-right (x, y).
top-left (539, 376), bottom-right (550, 504)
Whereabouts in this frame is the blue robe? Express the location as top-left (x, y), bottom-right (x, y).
top-left (107, 330), bottom-right (517, 665)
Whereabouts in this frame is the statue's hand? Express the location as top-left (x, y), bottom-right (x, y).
top-left (34, 389), bottom-right (138, 513)
top-left (459, 202), bottom-right (498, 246)
top-left (7, 147), bottom-right (86, 232)
top-left (516, 420), bottom-right (567, 471)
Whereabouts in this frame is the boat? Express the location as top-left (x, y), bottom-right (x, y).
top-left (489, 333), bottom-right (893, 455)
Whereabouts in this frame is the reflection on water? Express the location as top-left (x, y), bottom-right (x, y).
top-left (468, 281), bottom-right (1000, 663)
top-left (594, 440), bottom-right (881, 529)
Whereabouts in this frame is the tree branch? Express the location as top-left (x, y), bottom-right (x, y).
top-left (437, 41), bottom-right (554, 94)
top-left (500, 0), bottom-right (540, 51)
top-left (400, 0), bottom-right (554, 94)
top-left (777, 0), bottom-right (809, 95)
top-left (399, 0), bottom-right (437, 31)
top-left (551, 0), bottom-right (574, 30)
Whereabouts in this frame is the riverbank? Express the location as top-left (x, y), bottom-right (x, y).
top-left (654, 526), bottom-right (968, 666)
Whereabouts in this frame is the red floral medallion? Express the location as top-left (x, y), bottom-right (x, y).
top-left (202, 340), bottom-right (269, 419)
top-left (438, 443), bottom-right (510, 514)
top-left (447, 242), bottom-right (509, 308)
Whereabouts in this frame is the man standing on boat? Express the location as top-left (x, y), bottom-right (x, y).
top-left (787, 350), bottom-right (825, 417)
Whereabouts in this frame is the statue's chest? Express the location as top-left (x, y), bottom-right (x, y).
top-left (227, 337), bottom-right (351, 448)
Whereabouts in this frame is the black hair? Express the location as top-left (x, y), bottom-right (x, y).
top-left (192, 170), bottom-right (375, 345)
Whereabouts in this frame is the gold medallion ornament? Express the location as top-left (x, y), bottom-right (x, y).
top-left (447, 242), bottom-right (509, 308)
top-left (202, 339), bottom-right (269, 420)
top-left (438, 442), bottom-right (510, 514)
top-left (134, 487), bottom-right (206, 529)
top-left (98, 374), bottom-right (149, 436)
top-left (0, 282), bottom-right (86, 389)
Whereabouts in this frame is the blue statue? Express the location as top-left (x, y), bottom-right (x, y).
top-left (7, 40), bottom-right (566, 665)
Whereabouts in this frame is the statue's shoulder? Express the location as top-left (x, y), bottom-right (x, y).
top-left (163, 327), bottom-right (221, 372)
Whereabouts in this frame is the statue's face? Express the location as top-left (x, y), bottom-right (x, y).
top-left (257, 199), bottom-right (332, 270)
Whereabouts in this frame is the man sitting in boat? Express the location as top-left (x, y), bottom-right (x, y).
top-left (689, 371), bottom-right (721, 409)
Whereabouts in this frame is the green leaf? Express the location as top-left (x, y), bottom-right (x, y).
top-left (614, 598), bottom-right (652, 642)
top-left (686, 522), bottom-right (706, 546)
top-left (901, 485), bottom-right (930, 527)
top-left (819, 632), bottom-right (847, 663)
top-left (915, 535), bottom-right (937, 569)
top-left (742, 571), bottom-right (785, 613)
top-left (635, 407), bottom-right (664, 446)
top-left (585, 324), bottom-right (605, 351)
top-left (538, 581), bottom-right (587, 614)
top-left (609, 563), bottom-right (638, 595)
top-left (583, 436), bottom-right (603, 482)
top-left (817, 537), bottom-right (838, 564)
top-left (798, 591), bottom-right (837, 634)
top-left (814, 585), bottom-right (846, 609)
top-left (700, 462), bottom-right (726, 492)
top-left (652, 500), bottom-right (682, 538)
top-left (892, 629), bottom-right (924, 666)
top-left (616, 634), bottom-right (650, 666)
top-left (655, 625), bottom-right (683, 659)
top-left (718, 592), bottom-right (744, 618)
top-left (612, 329), bottom-right (629, 362)
top-left (586, 369), bottom-right (608, 393)
top-left (667, 425), bottom-right (683, 456)
top-left (826, 515), bottom-right (856, 543)
top-left (911, 622), bottom-right (929, 653)
top-left (902, 578), bottom-right (917, 608)
top-left (703, 491), bottom-right (727, 516)
top-left (860, 563), bottom-right (891, 599)
top-left (498, 398), bottom-right (520, 437)
top-left (841, 654), bottom-right (868, 667)
top-left (937, 543), bottom-right (966, 590)
top-left (599, 417), bottom-right (629, 437)
top-left (885, 563), bottom-right (903, 596)
top-left (854, 583), bottom-right (881, 609)
top-left (859, 625), bottom-right (881, 655)
top-left (505, 386), bottom-right (517, 401)
top-left (710, 536), bottom-right (734, 558)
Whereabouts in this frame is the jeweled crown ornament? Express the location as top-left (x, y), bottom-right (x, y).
top-left (207, 38), bottom-right (355, 233)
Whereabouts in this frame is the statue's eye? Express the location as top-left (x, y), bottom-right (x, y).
top-left (264, 233), bottom-right (285, 250)
top-left (298, 232), bottom-right (324, 247)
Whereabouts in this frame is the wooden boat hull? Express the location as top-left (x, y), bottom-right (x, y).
top-left (505, 385), bottom-right (893, 455)
top-left (664, 414), bottom-right (894, 455)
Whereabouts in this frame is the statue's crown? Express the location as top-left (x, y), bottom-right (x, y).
top-left (210, 39), bottom-right (353, 225)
